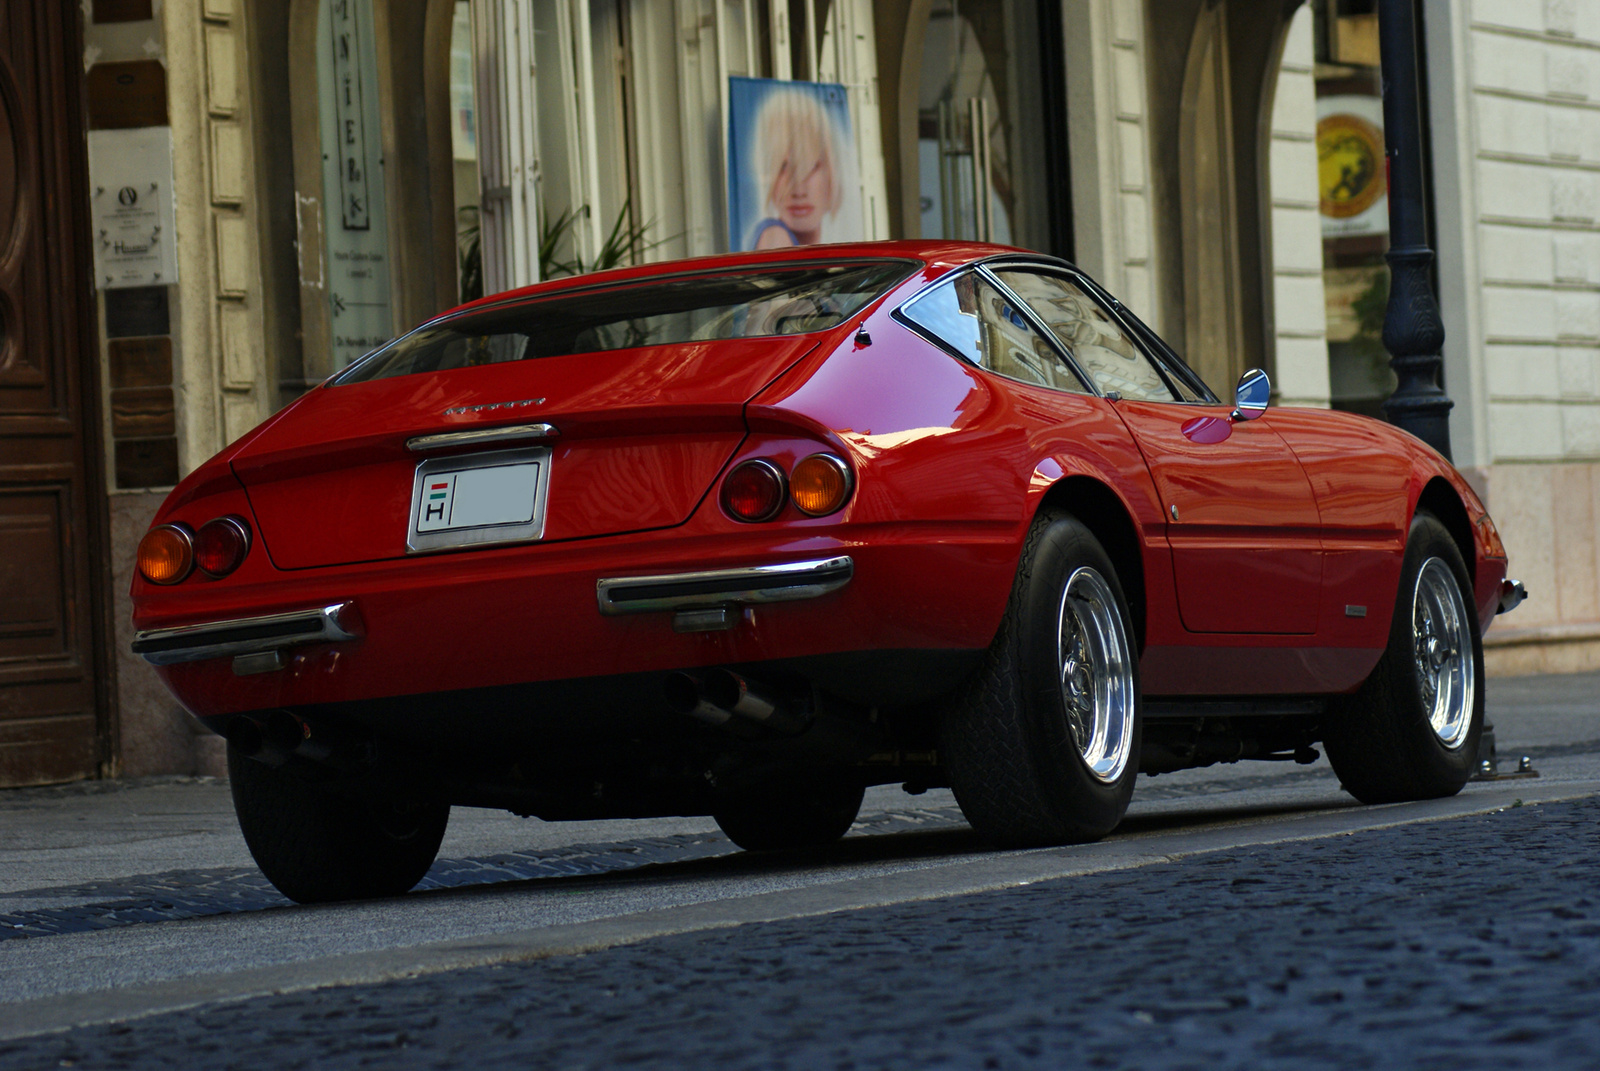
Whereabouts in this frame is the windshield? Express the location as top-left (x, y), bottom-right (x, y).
top-left (333, 261), bottom-right (915, 385)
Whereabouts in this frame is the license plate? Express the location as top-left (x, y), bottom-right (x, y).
top-left (407, 446), bottom-right (552, 553)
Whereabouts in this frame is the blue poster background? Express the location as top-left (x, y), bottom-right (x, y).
top-left (727, 77), bottom-right (861, 252)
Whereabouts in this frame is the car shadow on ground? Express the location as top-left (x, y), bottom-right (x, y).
top-left (402, 793), bottom-right (1371, 909)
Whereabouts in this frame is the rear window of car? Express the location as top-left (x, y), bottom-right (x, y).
top-left (331, 261), bottom-right (916, 385)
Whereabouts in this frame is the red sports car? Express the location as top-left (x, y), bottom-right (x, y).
top-left (130, 241), bottom-right (1525, 903)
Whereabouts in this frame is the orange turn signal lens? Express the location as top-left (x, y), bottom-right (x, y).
top-left (790, 454), bottom-right (852, 516)
top-left (137, 524), bottom-right (194, 585)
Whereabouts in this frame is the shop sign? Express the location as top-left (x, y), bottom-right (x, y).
top-left (318, 0), bottom-right (392, 369)
top-left (1317, 94), bottom-right (1388, 238)
top-left (87, 127), bottom-right (179, 289)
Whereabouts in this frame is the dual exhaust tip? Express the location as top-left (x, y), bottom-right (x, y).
top-left (664, 669), bottom-right (807, 735)
top-left (226, 709), bottom-right (340, 766)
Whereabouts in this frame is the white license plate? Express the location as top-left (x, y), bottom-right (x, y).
top-left (407, 446), bottom-right (552, 553)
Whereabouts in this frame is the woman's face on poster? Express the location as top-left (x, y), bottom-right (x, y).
top-left (771, 156), bottom-right (832, 239)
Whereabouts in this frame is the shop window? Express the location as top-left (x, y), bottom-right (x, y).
top-left (316, 0), bottom-right (394, 372)
top-left (450, 1), bottom-right (480, 303)
top-left (1312, 0), bottom-right (1397, 417)
top-left (913, 0), bottom-right (1052, 251)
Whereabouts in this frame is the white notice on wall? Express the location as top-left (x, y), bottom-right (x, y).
top-left (87, 127), bottom-right (180, 290)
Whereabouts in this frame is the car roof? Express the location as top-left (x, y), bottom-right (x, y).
top-left (442, 241), bottom-right (1074, 321)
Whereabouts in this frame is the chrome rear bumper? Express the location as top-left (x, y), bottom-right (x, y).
top-left (131, 601), bottom-right (361, 666)
top-left (596, 556), bottom-right (854, 615)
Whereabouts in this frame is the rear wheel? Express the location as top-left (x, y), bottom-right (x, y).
top-left (1324, 512), bottom-right (1484, 803)
top-left (713, 779), bottom-right (864, 852)
top-left (228, 746), bottom-right (449, 903)
top-left (941, 509), bottom-right (1140, 846)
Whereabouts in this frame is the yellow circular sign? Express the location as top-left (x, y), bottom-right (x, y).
top-left (1317, 114), bottom-right (1386, 219)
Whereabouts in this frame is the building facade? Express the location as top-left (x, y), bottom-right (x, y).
top-left (0, 0), bottom-right (1593, 785)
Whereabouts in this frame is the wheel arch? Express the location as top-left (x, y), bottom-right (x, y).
top-left (1416, 476), bottom-right (1476, 585)
top-left (1038, 476), bottom-right (1147, 652)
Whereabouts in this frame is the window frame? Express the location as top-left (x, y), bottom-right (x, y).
top-left (1063, 268), bottom-right (1221, 405)
top-left (983, 259), bottom-right (1221, 405)
top-left (893, 255), bottom-right (1222, 406)
top-left (892, 264), bottom-right (1099, 397)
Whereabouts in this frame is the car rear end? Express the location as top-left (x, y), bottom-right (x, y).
top-left (128, 252), bottom-right (1023, 817)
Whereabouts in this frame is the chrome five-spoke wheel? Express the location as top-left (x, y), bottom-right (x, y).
top-left (1323, 512), bottom-right (1484, 804)
top-left (941, 510), bottom-right (1142, 846)
top-left (1057, 566), bottom-right (1136, 783)
top-left (1412, 556), bottom-right (1475, 751)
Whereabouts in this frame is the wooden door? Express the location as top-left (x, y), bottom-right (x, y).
top-left (0, 1), bottom-right (113, 786)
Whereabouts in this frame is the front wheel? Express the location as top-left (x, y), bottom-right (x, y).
top-left (229, 746), bottom-right (450, 904)
top-left (1323, 512), bottom-right (1484, 803)
top-left (941, 509), bottom-right (1141, 846)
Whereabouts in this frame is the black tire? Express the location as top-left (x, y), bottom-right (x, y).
top-left (713, 779), bottom-right (864, 852)
top-left (941, 508), bottom-right (1141, 847)
top-left (1323, 511), bottom-right (1485, 804)
top-left (228, 746), bottom-right (450, 904)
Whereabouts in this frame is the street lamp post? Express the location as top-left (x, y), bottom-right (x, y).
top-left (1376, 0), bottom-right (1453, 460)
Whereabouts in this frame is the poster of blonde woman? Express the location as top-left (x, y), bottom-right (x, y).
top-left (728, 78), bottom-right (863, 251)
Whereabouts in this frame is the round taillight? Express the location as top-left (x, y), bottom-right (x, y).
top-left (790, 454), bottom-right (852, 516)
top-left (194, 516), bottom-right (252, 577)
top-left (721, 459), bottom-right (787, 522)
top-left (137, 524), bottom-right (194, 585)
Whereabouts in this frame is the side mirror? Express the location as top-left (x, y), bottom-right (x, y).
top-left (1232, 368), bottom-right (1270, 421)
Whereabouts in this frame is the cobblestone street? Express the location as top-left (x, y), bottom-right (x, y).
top-left (4, 794), bottom-right (1599, 1070)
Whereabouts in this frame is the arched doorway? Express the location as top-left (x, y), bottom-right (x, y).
top-left (892, 0), bottom-right (1065, 254)
top-left (1145, 0), bottom-right (1296, 396)
top-left (1178, 0), bottom-right (1246, 393)
top-left (278, 0), bottom-right (459, 384)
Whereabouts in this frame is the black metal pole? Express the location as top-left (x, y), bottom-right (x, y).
top-left (1377, 0), bottom-right (1453, 459)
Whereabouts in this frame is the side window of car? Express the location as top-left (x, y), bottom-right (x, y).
top-left (993, 270), bottom-right (1177, 403)
top-left (898, 272), bottom-right (1091, 394)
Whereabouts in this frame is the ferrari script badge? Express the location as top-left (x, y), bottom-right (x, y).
top-left (442, 398), bottom-right (545, 417)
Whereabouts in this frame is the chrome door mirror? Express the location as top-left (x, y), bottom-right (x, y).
top-left (1232, 368), bottom-right (1270, 421)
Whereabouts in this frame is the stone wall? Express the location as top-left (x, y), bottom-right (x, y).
top-left (1269, 6), bottom-right (1333, 408)
top-left (1457, 1), bottom-right (1600, 674)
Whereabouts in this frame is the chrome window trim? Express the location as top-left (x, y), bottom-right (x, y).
top-left (597, 556), bottom-right (854, 615)
top-left (891, 266), bottom-right (1102, 398)
top-left (131, 601), bottom-right (361, 666)
top-left (973, 262), bottom-right (1102, 396)
top-left (976, 256), bottom-right (1220, 405)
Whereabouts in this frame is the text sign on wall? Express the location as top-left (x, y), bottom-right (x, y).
top-left (87, 127), bottom-right (179, 289)
top-left (318, 0), bottom-right (392, 369)
top-left (330, 0), bottom-right (372, 230)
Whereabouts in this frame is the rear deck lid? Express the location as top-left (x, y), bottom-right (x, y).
top-left (232, 261), bottom-right (912, 569)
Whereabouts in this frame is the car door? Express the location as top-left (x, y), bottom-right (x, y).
top-left (989, 266), bottom-right (1323, 635)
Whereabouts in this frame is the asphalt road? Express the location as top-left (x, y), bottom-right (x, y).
top-left (0, 670), bottom-right (1596, 1067)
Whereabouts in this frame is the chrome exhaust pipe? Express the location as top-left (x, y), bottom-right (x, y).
top-left (263, 709), bottom-right (339, 763)
top-left (226, 711), bottom-right (341, 766)
top-left (225, 715), bottom-right (292, 766)
top-left (663, 672), bottom-right (733, 726)
top-left (702, 669), bottom-right (807, 734)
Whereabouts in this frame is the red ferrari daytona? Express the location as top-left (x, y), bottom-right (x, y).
top-left (131, 241), bottom-right (1526, 903)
